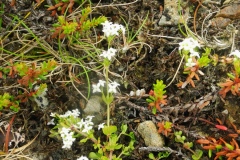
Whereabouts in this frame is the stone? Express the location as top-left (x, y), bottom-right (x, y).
top-left (158, 0), bottom-right (189, 26)
top-left (83, 96), bottom-right (106, 124)
top-left (137, 121), bottom-right (164, 147)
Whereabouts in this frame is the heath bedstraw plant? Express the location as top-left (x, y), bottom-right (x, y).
top-left (174, 131), bottom-right (203, 160)
top-left (177, 37), bottom-right (211, 88)
top-left (149, 152), bottom-right (170, 160)
top-left (49, 20), bottom-right (135, 160)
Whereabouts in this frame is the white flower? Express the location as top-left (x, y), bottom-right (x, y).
top-left (100, 48), bottom-right (117, 60)
top-left (82, 125), bottom-right (93, 133)
top-left (59, 109), bottom-right (80, 118)
top-left (60, 127), bottom-right (76, 149)
top-left (75, 116), bottom-right (94, 133)
top-left (85, 115), bottom-right (95, 121)
top-left (179, 37), bottom-right (201, 58)
top-left (102, 20), bottom-right (125, 37)
top-left (76, 119), bottom-right (85, 129)
top-left (108, 81), bottom-right (120, 93)
top-left (189, 50), bottom-right (200, 58)
top-left (92, 84), bottom-right (101, 93)
top-left (47, 118), bottom-right (55, 125)
top-left (71, 109), bottom-right (81, 117)
top-left (98, 80), bottom-right (106, 87)
top-left (136, 89), bottom-right (146, 96)
top-left (186, 58), bottom-right (196, 67)
top-left (77, 156), bottom-right (89, 160)
top-left (98, 123), bottom-right (105, 130)
top-left (50, 112), bottom-right (56, 117)
top-left (229, 50), bottom-right (240, 58)
top-left (129, 91), bottom-right (135, 96)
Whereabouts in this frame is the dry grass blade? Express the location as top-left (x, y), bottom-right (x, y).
top-left (0, 133), bottom-right (39, 160)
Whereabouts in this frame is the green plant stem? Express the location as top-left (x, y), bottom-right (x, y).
top-left (104, 66), bottom-right (110, 127)
top-left (72, 127), bottom-right (99, 145)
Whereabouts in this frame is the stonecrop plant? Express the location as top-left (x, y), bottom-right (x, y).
top-left (146, 80), bottom-right (167, 114)
top-left (0, 60), bottom-right (57, 112)
top-left (218, 50), bottom-right (240, 98)
top-left (51, 7), bottom-right (107, 40)
top-left (177, 37), bottom-right (211, 88)
top-left (49, 20), bottom-right (135, 160)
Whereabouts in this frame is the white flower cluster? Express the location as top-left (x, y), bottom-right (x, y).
top-left (77, 156), bottom-right (89, 160)
top-left (49, 109), bottom-right (105, 149)
top-left (102, 20), bottom-right (125, 37)
top-left (92, 80), bottom-right (120, 93)
top-left (129, 89), bottom-right (146, 97)
top-left (59, 109), bottom-right (80, 118)
top-left (229, 50), bottom-right (240, 58)
top-left (100, 47), bottom-right (117, 60)
top-left (48, 109), bottom-right (81, 125)
top-left (60, 127), bottom-right (76, 149)
top-left (75, 115), bottom-right (94, 133)
top-left (179, 37), bottom-right (201, 67)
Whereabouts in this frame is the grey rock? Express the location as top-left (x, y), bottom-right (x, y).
top-left (137, 121), bottom-right (164, 147)
top-left (158, 0), bottom-right (189, 26)
top-left (83, 96), bottom-right (106, 123)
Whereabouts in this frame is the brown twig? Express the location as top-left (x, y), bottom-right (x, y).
top-left (193, 0), bottom-right (203, 34)
top-left (5, 114), bottom-right (16, 153)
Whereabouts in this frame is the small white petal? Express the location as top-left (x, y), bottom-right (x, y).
top-left (229, 50), bottom-right (240, 58)
top-left (129, 91), bottom-right (135, 96)
top-left (98, 80), bottom-right (106, 87)
top-left (77, 156), bottom-right (89, 160)
top-left (47, 118), bottom-right (55, 125)
top-left (50, 112), bottom-right (56, 117)
top-left (186, 58), bottom-right (196, 67)
top-left (92, 84), bottom-right (101, 93)
top-left (98, 123), bottom-right (105, 130)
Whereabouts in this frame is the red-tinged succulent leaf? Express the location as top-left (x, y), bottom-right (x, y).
top-left (194, 72), bottom-right (200, 80)
top-left (215, 125), bottom-right (228, 130)
top-left (189, 79), bottom-right (195, 88)
top-left (203, 145), bottom-right (216, 150)
top-left (228, 134), bottom-right (239, 138)
top-left (55, 2), bottom-right (64, 7)
top-left (47, 6), bottom-right (56, 11)
top-left (219, 79), bottom-right (234, 87)
top-left (61, 4), bottom-right (68, 15)
top-left (232, 139), bottom-right (239, 149)
top-left (216, 150), bottom-right (228, 156)
top-left (235, 149), bottom-right (240, 154)
top-left (196, 139), bottom-right (210, 144)
top-left (226, 152), bottom-right (238, 158)
top-left (216, 118), bottom-right (223, 125)
top-left (51, 10), bottom-right (57, 16)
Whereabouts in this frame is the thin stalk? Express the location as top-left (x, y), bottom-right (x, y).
top-left (105, 67), bottom-right (110, 126)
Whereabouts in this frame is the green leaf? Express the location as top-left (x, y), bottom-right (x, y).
top-left (158, 151), bottom-right (171, 158)
top-left (208, 149), bottom-right (212, 158)
top-left (148, 153), bottom-right (155, 159)
top-left (192, 149), bottom-right (203, 160)
top-left (89, 152), bottom-right (102, 159)
top-left (102, 125), bottom-right (117, 135)
top-left (80, 137), bottom-right (89, 143)
top-left (121, 124), bottom-right (127, 133)
top-left (152, 107), bottom-right (157, 114)
top-left (227, 73), bottom-right (235, 80)
top-left (114, 144), bottom-right (122, 150)
top-left (128, 132), bottom-right (135, 140)
top-left (225, 143), bottom-right (234, 150)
